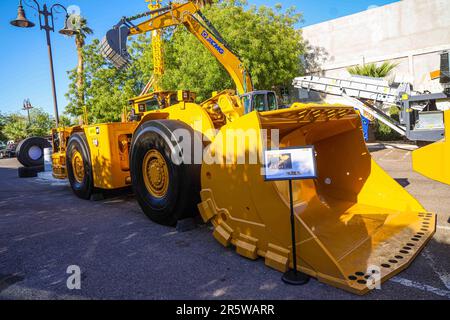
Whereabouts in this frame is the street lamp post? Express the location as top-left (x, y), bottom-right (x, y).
top-left (23, 99), bottom-right (33, 124)
top-left (10, 0), bottom-right (78, 127)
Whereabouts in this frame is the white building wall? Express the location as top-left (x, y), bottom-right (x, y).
top-left (302, 0), bottom-right (450, 92)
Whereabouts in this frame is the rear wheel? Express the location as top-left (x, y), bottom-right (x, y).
top-left (142, 149), bottom-right (170, 199)
top-left (66, 133), bottom-right (94, 200)
top-left (130, 120), bottom-right (202, 226)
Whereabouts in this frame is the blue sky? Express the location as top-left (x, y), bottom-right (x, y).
top-left (0, 0), bottom-right (398, 116)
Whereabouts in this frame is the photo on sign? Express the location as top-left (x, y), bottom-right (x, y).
top-left (268, 153), bottom-right (293, 170)
top-left (264, 147), bottom-right (317, 181)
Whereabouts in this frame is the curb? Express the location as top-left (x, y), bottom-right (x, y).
top-left (367, 143), bottom-right (418, 151)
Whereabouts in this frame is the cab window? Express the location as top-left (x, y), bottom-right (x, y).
top-left (145, 99), bottom-right (160, 111)
top-left (243, 96), bottom-right (251, 114)
top-left (169, 95), bottom-right (178, 106)
top-left (252, 94), bottom-right (267, 112)
top-left (267, 92), bottom-right (277, 111)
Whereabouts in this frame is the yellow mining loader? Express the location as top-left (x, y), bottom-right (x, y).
top-left (52, 1), bottom-right (435, 294)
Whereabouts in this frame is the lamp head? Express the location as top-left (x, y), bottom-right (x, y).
top-left (59, 16), bottom-right (79, 36)
top-left (10, 1), bottom-right (35, 28)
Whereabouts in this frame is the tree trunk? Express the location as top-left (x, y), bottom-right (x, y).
top-left (76, 41), bottom-right (84, 110)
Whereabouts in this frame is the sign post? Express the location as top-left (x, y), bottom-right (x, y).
top-left (264, 146), bottom-right (317, 285)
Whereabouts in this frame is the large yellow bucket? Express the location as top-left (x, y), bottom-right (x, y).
top-left (198, 104), bottom-right (436, 295)
top-left (413, 110), bottom-right (450, 185)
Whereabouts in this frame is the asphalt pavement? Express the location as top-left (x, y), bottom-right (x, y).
top-left (0, 145), bottom-right (449, 300)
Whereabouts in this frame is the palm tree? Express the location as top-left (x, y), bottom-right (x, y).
top-left (71, 16), bottom-right (93, 109)
top-left (347, 61), bottom-right (398, 78)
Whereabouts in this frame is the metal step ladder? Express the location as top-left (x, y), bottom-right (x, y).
top-left (293, 75), bottom-right (410, 136)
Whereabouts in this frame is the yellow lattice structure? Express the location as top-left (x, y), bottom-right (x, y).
top-left (145, 0), bottom-right (164, 92)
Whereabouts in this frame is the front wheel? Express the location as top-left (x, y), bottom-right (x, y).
top-left (130, 120), bottom-right (202, 226)
top-left (66, 132), bottom-right (94, 200)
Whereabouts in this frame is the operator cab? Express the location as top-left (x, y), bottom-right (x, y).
top-left (128, 90), bottom-right (196, 120)
top-left (241, 90), bottom-right (279, 114)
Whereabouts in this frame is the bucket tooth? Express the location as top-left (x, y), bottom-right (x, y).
top-left (235, 234), bottom-right (259, 260)
top-left (199, 104), bottom-right (436, 295)
top-left (265, 244), bottom-right (290, 272)
top-left (198, 191), bottom-right (217, 222)
top-left (213, 220), bottom-right (234, 247)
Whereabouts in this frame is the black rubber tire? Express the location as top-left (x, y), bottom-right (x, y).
top-left (130, 120), bottom-right (202, 226)
top-left (34, 165), bottom-right (45, 173)
top-left (16, 137), bottom-right (51, 167)
top-left (66, 133), bottom-right (94, 200)
top-left (18, 165), bottom-right (43, 178)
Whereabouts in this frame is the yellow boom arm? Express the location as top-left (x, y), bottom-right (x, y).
top-left (122, 2), bottom-right (253, 94)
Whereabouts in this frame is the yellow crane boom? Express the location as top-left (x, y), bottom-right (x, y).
top-left (102, 1), bottom-right (253, 95)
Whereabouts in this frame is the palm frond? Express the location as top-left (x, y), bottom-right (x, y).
top-left (72, 17), bottom-right (93, 42)
top-left (347, 61), bottom-right (399, 78)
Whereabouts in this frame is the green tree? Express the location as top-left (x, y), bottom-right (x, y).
top-left (374, 106), bottom-right (403, 141)
top-left (65, 35), bottom-right (153, 123)
top-left (2, 108), bottom-right (54, 141)
top-left (193, 0), bottom-right (214, 7)
top-left (347, 61), bottom-right (399, 78)
top-left (27, 108), bottom-right (54, 137)
top-left (3, 113), bottom-right (27, 141)
top-left (59, 115), bottom-right (75, 127)
top-left (65, 0), bottom-right (304, 121)
top-left (161, 0), bottom-right (304, 101)
top-left (0, 112), bottom-right (8, 142)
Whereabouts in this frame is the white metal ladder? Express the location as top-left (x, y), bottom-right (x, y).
top-left (293, 75), bottom-right (408, 136)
